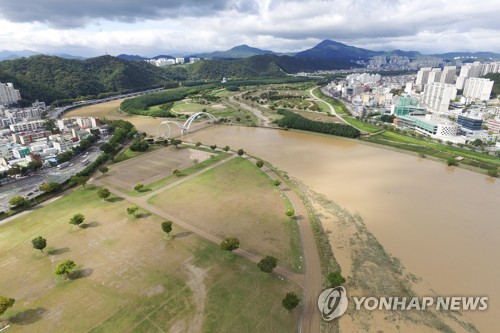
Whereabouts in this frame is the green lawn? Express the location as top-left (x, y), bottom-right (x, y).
top-left (130, 151), bottom-right (230, 196)
top-left (0, 186), bottom-right (301, 333)
top-left (113, 145), bottom-right (162, 164)
top-left (344, 117), bottom-right (382, 133)
top-left (149, 157), bottom-right (303, 272)
top-left (364, 131), bottom-right (500, 170)
top-left (312, 88), bottom-right (351, 115)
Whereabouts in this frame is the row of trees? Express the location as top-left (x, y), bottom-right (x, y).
top-left (275, 109), bottom-right (361, 138)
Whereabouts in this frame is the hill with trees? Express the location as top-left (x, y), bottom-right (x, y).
top-left (484, 73), bottom-right (500, 98)
top-left (0, 55), bottom-right (179, 104)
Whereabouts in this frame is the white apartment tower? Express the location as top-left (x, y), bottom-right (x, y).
top-left (416, 67), bottom-right (432, 86)
top-left (463, 78), bottom-right (493, 101)
top-left (440, 66), bottom-right (457, 84)
top-left (0, 82), bottom-right (21, 105)
top-left (423, 83), bottom-right (457, 113)
top-left (456, 62), bottom-right (482, 89)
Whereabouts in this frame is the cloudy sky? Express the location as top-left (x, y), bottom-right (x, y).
top-left (0, 0), bottom-right (499, 57)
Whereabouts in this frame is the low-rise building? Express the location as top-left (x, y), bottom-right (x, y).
top-left (457, 113), bottom-right (484, 131)
top-left (9, 120), bottom-right (46, 132)
top-left (12, 146), bottom-right (31, 159)
top-left (486, 117), bottom-right (500, 133)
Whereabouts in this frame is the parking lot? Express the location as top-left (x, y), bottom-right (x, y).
top-left (0, 146), bottom-right (101, 212)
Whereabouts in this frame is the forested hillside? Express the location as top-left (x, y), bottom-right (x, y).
top-left (0, 53), bottom-right (355, 104)
top-left (484, 73), bottom-right (500, 97)
top-left (0, 55), bottom-right (178, 104)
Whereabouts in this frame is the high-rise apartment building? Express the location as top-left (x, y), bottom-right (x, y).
top-left (463, 78), bottom-right (493, 101)
top-left (423, 83), bottom-right (457, 113)
top-left (0, 82), bottom-right (21, 105)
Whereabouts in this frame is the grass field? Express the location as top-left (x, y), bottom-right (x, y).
top-left (112, 145), bottom-right (163, 164)
top-left (0, 186), bottom-right (300, 333)
top-left (343, 117), bottom-right (382, 133)
top-left (101, 146), bottom-right (221, 193)
top-left (313, 88), bottom-right (351, 116)
top-left (132, 151), bottom-right (230, 195)
top-left (149, 157), bottom-right (303, 272)
top-left (364, 130), bottom-right (500, 171)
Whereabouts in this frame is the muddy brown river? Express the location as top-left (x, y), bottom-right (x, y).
top-left (65, 101), bottom-right (499, 331)
top-left (184, 126), bottom-right (499, 332)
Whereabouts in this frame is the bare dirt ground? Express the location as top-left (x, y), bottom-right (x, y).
top-left (303, 185), bottom-right (480, 333)
top-left (101, 147), bottom-right (212, 191)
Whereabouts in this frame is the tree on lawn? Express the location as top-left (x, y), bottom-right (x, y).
top-left (220, 237), bottom-right (240, 251)
top-left (328, 271), bottom-right (346, 287)
top-left (195, 142), bottom-right (202, 147)
top-left (127, 205), bottom-right (139, 217)
top-left (69, 213), bottom-right (85, 228)
top-left (0, 296), bottom-right (15, 317)
top-left (210, 145), bottom-right (217, 150)
top-left (285, 208), bottom-right (295, 218)
top-left (256, 160), bottom-right (264, 168)
top-left (237, 149), bottom-right (245, 156)
top-left (258, 256), bottom-right (278, 273)
top-left (223, 146), bottom-right (230, 152)
top-left (134, 183), bottom-right (144, 192)
top-left (161, 221), bottom-right (173, 235)
top-left (54, 260), bottom-right (76, 279)
top-left (282, 292), bottom-right (300, 311)
top-left (97, 187), bottom-right (111, 201)
top-left (31, 236), bottom-right (47, 253)
top-left (99, 166), bottom-right (109, 174)
top-left (272, 179), bottom-right (281, 187)
top-left (172, 169), bottom-right (181, 177)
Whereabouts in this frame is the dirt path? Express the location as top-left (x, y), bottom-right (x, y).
top-left (309, 87), bottom-right (351, 125)
top-left (247, 157), bottom-right (322, 333)
top-left (228, 94), bottom-right (271, 126)
top-left (93, 149), bottom-right (321, 332)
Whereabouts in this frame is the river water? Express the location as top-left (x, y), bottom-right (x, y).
top-left (183, 126), bottom-right (499, 332)
top-left (65, 100), bottom-right (499, 331)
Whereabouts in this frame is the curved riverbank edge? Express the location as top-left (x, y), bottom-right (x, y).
top-left (266, 162), bottom-right (480, 333)
top-left (243, 125), bottom-right (497, 177)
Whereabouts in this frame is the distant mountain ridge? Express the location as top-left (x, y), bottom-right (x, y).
top-left (0, 50), bottom-right (85, 61)
top-left (194, 44), bottom-right (275, 59)
top-left (4, 40), bottom-right (500, 64)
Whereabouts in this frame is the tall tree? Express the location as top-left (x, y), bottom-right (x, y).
top-left (97, 187), bottom-right (111, 201)
top-left (161, 221), bottom-right (173, 235)
top-left (220, 237), bottom-right (240, 251)
top-left (282, 292), bottom-right (300, 311)
top-left (258, 256), bottom-right (278, 273)
top-left (31, 236), bottom-right (47, 253)
top-left (0, 296), bottom-right (15, 317)
top-left (54, 260), bottom-right (76, 279)
top-left (69, 213), bottom-right (85, 228)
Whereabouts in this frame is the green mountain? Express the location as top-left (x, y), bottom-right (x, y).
top-left (294, 39), bottom-right (383, 60)
top-left (195, 44), bottom-right (275, 59)
top-left (0, 55), bottom-right (178, 104)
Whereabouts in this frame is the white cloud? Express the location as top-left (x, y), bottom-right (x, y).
top-left (0, 0), bottom-right (499, 56)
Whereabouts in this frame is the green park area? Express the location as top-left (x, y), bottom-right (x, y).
top-left (343, 117), bottom-right (381, 133)
top-left (0, 179), bottom-right (301, 332)
top-left (364, 130), bottom-right (500, 171)
top-left (149, 157), bottom-right (303, 272)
